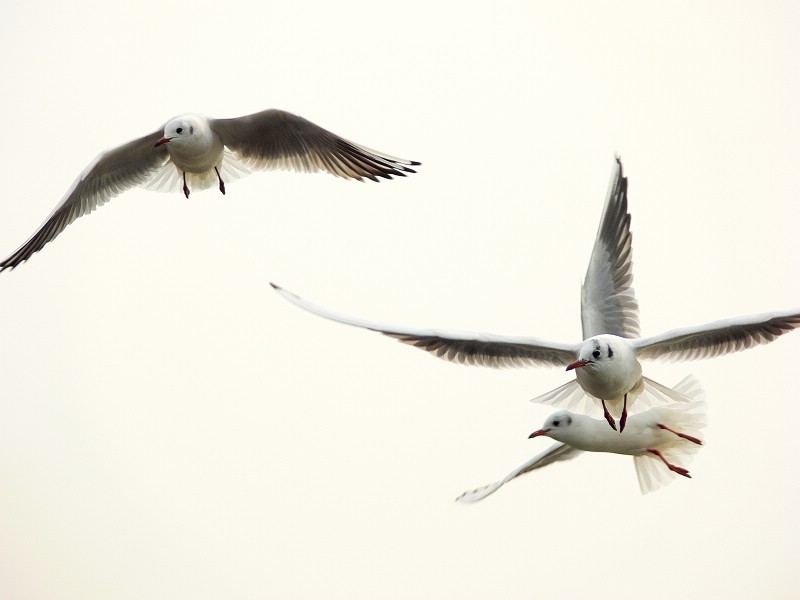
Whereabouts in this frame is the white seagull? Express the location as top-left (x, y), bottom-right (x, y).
top-left (270, 158), bottom-right (800, 430)
top-left (456, 375), bottom-right (707, 500)
top-left (0, 109), bottom-right (419, 271)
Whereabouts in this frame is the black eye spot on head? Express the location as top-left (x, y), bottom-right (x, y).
top-left (176, 127), bottom-right (183, 134)
top-left (565, 415), bottom-right (572, 426)
top-left (552, 419), bottom-right (560, 427)
top-left (189, 126), bottom-right (194, 134)
top-left (607, 345), bottom-right (614, 358)
top-left (592, 349), bottom-right (601, 359)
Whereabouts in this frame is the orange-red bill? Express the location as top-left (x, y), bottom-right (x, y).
top-left (566, 359), bottom-right (589, 371)
top-left (528, 428), bottom-right (551, 439)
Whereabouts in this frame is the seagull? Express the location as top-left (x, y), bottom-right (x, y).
top-left (0, 109), bottom-right (419, 271)
top-left (456, 375), bottom-right (707, 500)
top-left (270, 158), bottom-right (800, 430)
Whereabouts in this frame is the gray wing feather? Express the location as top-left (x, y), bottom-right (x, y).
top-left (634, 309), bottom-right (800, 361)
top-left (580, 157), bottom-right (640, 339)
top-left (211, 109), bottom-right (418, 182)
top-left (0, 129), bottom-right (168, 271)
top-left (455, 443), bottom-right (582, 503)
top-left (271, 283), bottom-right (579, 368)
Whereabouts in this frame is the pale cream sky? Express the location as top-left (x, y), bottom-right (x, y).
top-left (0, 1), bottom-right (798, 599)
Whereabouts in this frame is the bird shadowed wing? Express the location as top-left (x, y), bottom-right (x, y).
top-left (271, 283), bottom-right (579, 368)
top-left (580, 157), bottom-right (640, 339)
top-left (211, 109), bottom-right (419, 182)
top-left (633, 309), bottom-right (800, 361)
top-left (455, 443), bottom-right (582, 503)
top-left (0, 129), bottom-right (168, 271)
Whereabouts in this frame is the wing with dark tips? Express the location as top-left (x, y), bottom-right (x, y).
top-left (634, 309), bottom-right (800, 361)
top-left (211, 109), bottom-right (418, 182)
top-left (271, 283), bottom-right (578, 368)
top-left (0, 129), bottom-right (168, 271)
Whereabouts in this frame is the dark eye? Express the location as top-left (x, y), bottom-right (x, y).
top-left (176, 127), bottom-right (183, 134)
top-left (552, 420), bottom-right (560, 427)
top-left (592, 350), bottom-right (601, 359)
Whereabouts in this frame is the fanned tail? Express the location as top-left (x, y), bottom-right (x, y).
top-left (633, 375), bottom-right (708, 494)
top-left (531, 375), bottom-right (695, 418)
top-left (530, 380), bottom-right (597, 413)
top-left (144, 149), bottom-right (252, 194)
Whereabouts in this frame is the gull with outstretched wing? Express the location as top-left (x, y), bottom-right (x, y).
top-left (272, 158), bottom-right (799, 430)
top-left (0, 109), bottom-right (418, 271)
top-left (456, 376), bottom-right (707, 500)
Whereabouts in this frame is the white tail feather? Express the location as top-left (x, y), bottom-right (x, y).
top-left (633, 375), bottom-right (707, 494)
top-left (144, 150), bottom-right (252, 194)
top-left (531, 375), bottom-right (695, 418)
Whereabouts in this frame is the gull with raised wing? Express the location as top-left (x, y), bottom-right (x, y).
top-left (271, 158), bottom-right (800, 431)
top-left (0, 109), bottom-right (419, 271)
top-left (456, 375), bottom-right (707, 500)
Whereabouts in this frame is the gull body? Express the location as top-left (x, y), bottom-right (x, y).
top-left (271, 158), bottom-right (800, 430)
top-left (456, 376), bottom-right (707, 501)
top-left (160, 114), bottom-right (226, 177)
top-left (0, 109), bottom-right (419, 271)
top-left (538, 407), bottom-right (696, 456)
top-left (570, 334), bottom-right (643, 415)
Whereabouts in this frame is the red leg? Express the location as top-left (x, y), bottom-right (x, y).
top-left (647, 448), bottom-right (691, 478)
top-left (601, 399), bottom-right (617, 431)
top-left (183, 172), bottom-right (190, 199)
top-left (657, 423), bottom-right (702, 445)
top-left (215, 167), bottom-right (226, 195)
top-left (619, 393), bottom-right (628, 433)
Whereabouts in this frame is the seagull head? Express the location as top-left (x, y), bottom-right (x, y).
top-left (566, 337), bottom-right (616, 371)
top-left (155, 116), bottom-right (202, 148)
top-left (529, 411), bottom-right (574, 439)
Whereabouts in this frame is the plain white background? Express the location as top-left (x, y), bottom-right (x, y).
top-left (0, 1), bottom-right (798, 598)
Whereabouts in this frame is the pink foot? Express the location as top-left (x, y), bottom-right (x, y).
top-left (619, 394), bottom-right (628, 433)
top-left (601, 399), bottom-right (617, 431)
top-left (647, 448), bottom-right (691, 478)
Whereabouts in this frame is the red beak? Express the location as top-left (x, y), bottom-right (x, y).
top-left (566, 359), bottom-right (589, 371)
top-left (528, 428), bottom-right (551, 439)
top-left (154, 137), bottom-right (172, 147)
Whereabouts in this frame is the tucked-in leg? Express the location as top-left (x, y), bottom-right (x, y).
top-left (657, 423), bottom-right (702, 445)
top-left (601, 399), bottom-right (617, 431)
top-left (215, 167), bottom-right (226, 195)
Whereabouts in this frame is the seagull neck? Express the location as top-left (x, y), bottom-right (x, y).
top-left (169, 128), bottom-right (224, 173)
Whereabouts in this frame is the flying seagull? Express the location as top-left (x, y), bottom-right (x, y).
top-left (456, 375), bottom-right (707, 500)
top-left (0, 109), bottom-right (419, 271)
top-left (270, 158), bottom-right (800, 431)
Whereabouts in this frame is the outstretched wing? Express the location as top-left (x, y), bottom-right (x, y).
top-left (580, 157), bottom-right (640, 339)
top-left (455, 443), bottom-right (582, 503)
top-left (0, 129), bottom-right (168, 271)
top-left (271, 283), bottom-right (579, 368)
top-left (634, 309), bottom-right (800, 361)
top-left (211, 109), bottom-right (419, 182)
